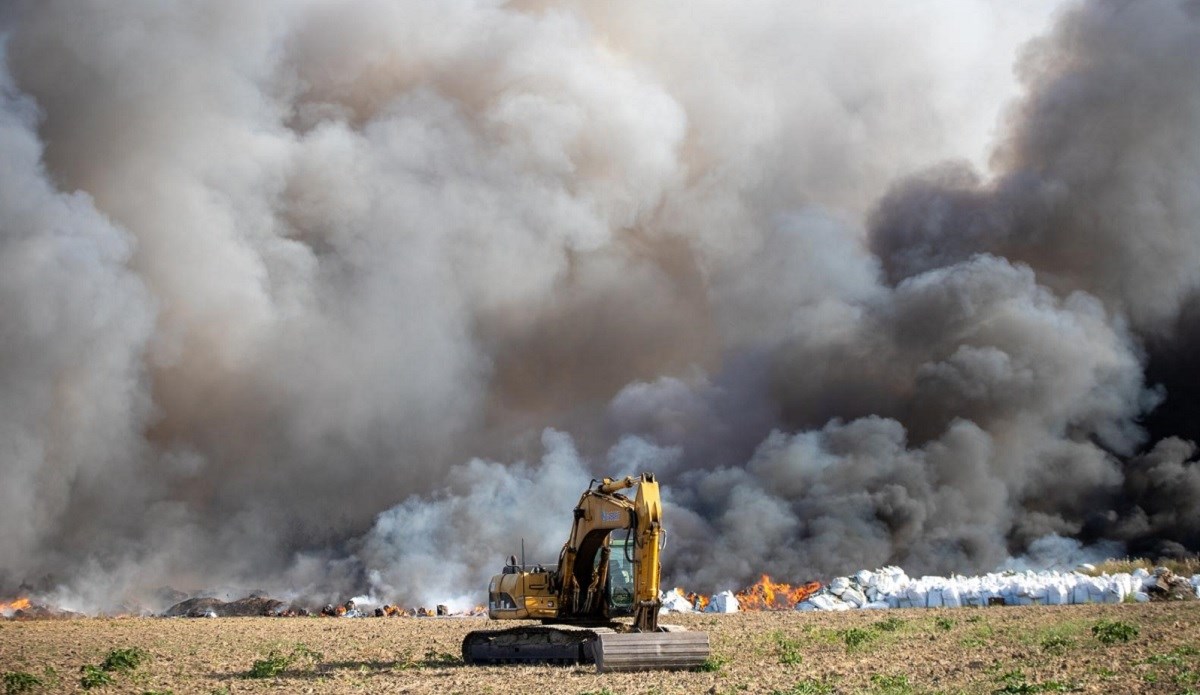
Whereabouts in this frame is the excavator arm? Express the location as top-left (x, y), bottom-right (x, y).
top-left (557, 474), bottom-right (663, 631)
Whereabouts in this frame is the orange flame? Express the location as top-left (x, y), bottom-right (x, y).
top-left (734, 575), bottom-right (822, 610)
top-left (0, 598), bottom-right (32, 614)
top-left (681, 590), bottom-right (709, 611)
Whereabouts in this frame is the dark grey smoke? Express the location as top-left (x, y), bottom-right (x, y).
top-left (1, 0), bottom-right (1197, 611)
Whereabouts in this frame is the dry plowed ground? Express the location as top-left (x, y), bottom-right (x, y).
top-left (3, 602), bottom-right (1199, 693)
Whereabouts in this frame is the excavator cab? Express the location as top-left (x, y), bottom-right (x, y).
top-left (605, 536), bottom-right (636, 614)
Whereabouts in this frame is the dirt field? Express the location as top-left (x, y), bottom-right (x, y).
top-left (3, 602), bottom-right (1199, 694)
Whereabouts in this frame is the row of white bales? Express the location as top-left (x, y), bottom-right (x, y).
top-left (660, 567), bottom-right (1200, 613)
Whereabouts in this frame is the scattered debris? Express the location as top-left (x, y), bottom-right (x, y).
top-left (1147, 567), bottom-right (1197, 602)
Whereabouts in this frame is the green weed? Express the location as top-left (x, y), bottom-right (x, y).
top-left (1091, 619), bottom-right (1138, 645)
top-left (769, 679), bottom-right (835, 695)
top-left (992, 669), bottom-right (1074, 693)
top-left (246, 643), bottom-right (324, 679)
top-left (418, 648), bottom-right (460, 667)
top-left (1040, 635), bottom-right (1073, 654)
top-left (102, 647), bottom-right (149, 673)
top-left (774, 632), bottom-right (804, 665)
top-left (79, 646), bottom-right (151, 689)
top-left (2, 672), bottom-right (41, 695)
top-left (870, 673), bottom-right (915, 694)
top-left (842, 627), bottom-right (877, 650)
top-left (698, 654), bottom-right (731, 672)
top-left (247, 652), bottom-right (291, 680)
top-left (78, 665), bottom-right (113, 690)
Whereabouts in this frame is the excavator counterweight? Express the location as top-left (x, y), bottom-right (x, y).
top-left (461, 473), bottom-right (710, 671)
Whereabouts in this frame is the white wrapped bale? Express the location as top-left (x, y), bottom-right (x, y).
top-left (840, 587), bottom-right (866, 608)
top-left (809, 594), bottom-right (851, 611)
top-left (659, 589), bottom-right (694, 614)
top-left (705, 590), bottom-right (739, 613)
top-left (874, 567), bottom-right (910, 596)
top-left (1103, 580), bottom-right (1127, 604)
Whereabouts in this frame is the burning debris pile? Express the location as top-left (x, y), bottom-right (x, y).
top-left (662, 575), bottom-right (823, 614)
top-left (735, 575), bottom-right (823, 611)
top-left (664, 566), bottom-right (1200, 615)
top-left (0, 597), bottom-right (80, 620)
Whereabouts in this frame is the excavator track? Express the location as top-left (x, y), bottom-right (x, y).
top-left (462, 625), bottom-right (610, 666)
top-left (461, 624), bottom-right (710, 672)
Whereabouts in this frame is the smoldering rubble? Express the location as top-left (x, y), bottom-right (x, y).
top-left (1, 0), bottom-right (1200, 613)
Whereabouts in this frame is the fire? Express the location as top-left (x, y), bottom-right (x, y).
top-left (734, 575), bottom-right (822, 610)
top-left (681, 589), bottom-right (709, 611)
top-left (0, 597), bottom-right (32, 615)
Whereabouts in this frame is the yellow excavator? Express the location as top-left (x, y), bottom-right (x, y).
top-left (461, 473), bottom-right (710, 671)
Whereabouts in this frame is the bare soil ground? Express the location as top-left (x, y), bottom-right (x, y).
top-left (3, 601), bottom-right (1199, 694)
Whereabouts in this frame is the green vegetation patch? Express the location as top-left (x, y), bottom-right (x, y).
top-left (842, 627), bottom-right (877, 651)
top-left (698, 654), bottom-right (730, 672)
top-left (102, 647), bottom-right (149, 673)
top-left (80, 646), bottom-right (151, 689)
top-left (992, 669), bottom-right (1075, 693)
top-left (2, 672), bottom-right (42, 695)
top-left (769, 679), bottom-right (835, 695)
top-left (1091, 619), bottom-right (1138, 645)
top-left (246, 643), bottom-right (324, 679)
top-left (78, 665), bottom-right (113, 690)
top-left (869, 673), bottom-right (915, 694)
top-left (773, 631), bottom-right (804, 665)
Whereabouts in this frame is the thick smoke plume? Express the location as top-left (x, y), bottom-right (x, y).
top-left (1, 0), bottom-right (1198, 611)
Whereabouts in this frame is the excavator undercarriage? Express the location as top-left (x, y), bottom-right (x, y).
top-left (462, 624), bottom-right (710, 672)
